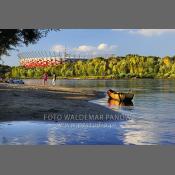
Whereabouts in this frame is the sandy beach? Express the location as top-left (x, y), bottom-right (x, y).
top-left (0, 83), bottom-right (123, 121)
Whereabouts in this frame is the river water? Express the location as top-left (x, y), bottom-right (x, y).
top-left (0, 79), bottom-right (175, 145)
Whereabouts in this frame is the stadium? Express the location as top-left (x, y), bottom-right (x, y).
top-left (18, 51), bottom-right (89, 68)
top-left (18, 51), bottom-right (116, 68)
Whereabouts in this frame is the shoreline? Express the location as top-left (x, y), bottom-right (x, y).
top-left (15, 77), bottom-right (171, 80)
top-left (0, 83), bottom-right (125, 122)
top-left (11, 77), bottom-right (175, 83)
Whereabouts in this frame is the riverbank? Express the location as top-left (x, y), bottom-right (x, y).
top-left (10, 76), bottom-right (174, 81)
top-left (7, 76), bottom-right (159, 80)
top-left (0, 83), bottom-right (124, 121)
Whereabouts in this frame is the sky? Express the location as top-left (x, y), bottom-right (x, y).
top-left (2, 29), bottom-right (175, 66)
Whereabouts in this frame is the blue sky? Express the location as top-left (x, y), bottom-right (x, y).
top-left (2, 29), bottom-right (175, 66)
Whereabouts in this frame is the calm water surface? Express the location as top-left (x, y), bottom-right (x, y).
top-left (0, 79), bottom-right (175, 145)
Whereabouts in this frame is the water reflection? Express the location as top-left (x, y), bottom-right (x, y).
top-left (0, 121), bottom-right (124, 145)
top-left (47, 126), bottom-right (59, 145)
top-left (120, 119), bottom-right (158, 145)
top-left (108, 98), bottom-right (133, 107)
top-left (0, 119), bottom-right (174, 145)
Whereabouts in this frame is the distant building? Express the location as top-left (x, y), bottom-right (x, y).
top-left (18, 51), bottom-right (116, 68)
top-left (18, 51), bottom-right (88, 68)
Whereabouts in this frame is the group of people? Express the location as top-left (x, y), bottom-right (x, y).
top-left (42, 73), bottom-right (56, 86)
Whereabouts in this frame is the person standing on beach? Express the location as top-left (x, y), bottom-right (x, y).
top-left (52, 73), bottom-right (56, 86)
top-left (43, 72), bottom-right (48, 85)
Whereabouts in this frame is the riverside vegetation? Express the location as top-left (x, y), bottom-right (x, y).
top-left (2, 54), bottom-right (175, 79)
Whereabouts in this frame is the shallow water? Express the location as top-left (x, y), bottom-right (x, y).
top-left (0, 79), bottom-right (175, 145)
top-left (0, 121), bottom-right (125, 145)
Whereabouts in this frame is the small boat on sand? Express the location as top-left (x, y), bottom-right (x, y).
top-left (107, 89), bottom-right (134, 102)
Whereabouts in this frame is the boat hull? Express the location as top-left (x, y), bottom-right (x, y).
top-left (108, 98), bottom-right (133, 106)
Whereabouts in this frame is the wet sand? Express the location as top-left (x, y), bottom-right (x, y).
top-left (0, 83), bottom-right (123, 121)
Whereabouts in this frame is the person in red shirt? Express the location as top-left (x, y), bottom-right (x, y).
top-left (43, 72), bottom-right (48, 85)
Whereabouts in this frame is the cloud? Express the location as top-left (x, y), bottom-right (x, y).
top-left (51, 43), bottom-right (118, 56)
top-left (74, 45), bottom-right (95, 52)
top-left (131, 29), bottom-right (175, 36)
top-left (112, 29), bottom-right (175, 37)
top-left (112, 29), bottom-right (130, 31)
top-left (51, 44), bottom-right (66, 52)
top-left (97, 43), bottom-right (108, 50)
top-left (73, 43), bottom-right (118, 55)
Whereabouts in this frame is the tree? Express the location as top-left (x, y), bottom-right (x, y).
top-left (27, 69), bottom-right (34, 78)
top-left (0, 29), bottom-right (54, 57)
top-left (0, 64), bottom-right (11, 78)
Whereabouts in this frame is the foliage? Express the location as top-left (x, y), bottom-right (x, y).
top-left (8, 55), bottom-right (175, 79)
top-left (0, 29), bottom-right (56, 57)
top-left (0, 64), bottom-right (11, 78)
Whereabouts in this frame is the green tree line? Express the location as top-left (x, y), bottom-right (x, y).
top-left (5, 54), bottom-right (175, 79)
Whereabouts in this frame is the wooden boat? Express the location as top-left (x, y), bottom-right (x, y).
top-left (108, 98), bottom-right (133, 107)
top-left (107, 89), bottom-right (134, 102)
